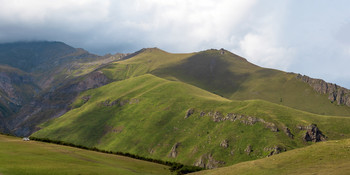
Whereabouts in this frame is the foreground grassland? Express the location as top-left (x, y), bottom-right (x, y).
top-left (0, 134), bottom-right (172, 175)
top-left (32, 74), bottom-right (350, 167)
top-left (192, 139), bottom-right (350, 175)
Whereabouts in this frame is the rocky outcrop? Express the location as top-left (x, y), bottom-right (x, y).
top-left (194, 153), bottom-right (225, 169)
top-left (81, 95), bottom-right (90, 103)
top-left (206, 111), bottom-right (279, 132)
top-left (264, 145), bottom-right (285, 157)
top-left (263, 122), bottom-right (279, 132)
top-left (283, 127), bottom-right (294, 138)
top-left (76, 71), bottom-right (109, 91)
top-left (185, 108), bottom-right (194, 119)
top-left (296, 74), bottom-right (350, 107)
top-left (102, 98), bottom-right (139, 107)
top-left (245, 145), bottom-right (252, 155)
top-left (220, 139), bottom-right (229, 148)
top-left (300, 124), bottom-right (326, 142)
top-left (168, 142), bottom-right (181, 158)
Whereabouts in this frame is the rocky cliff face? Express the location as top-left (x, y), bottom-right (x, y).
top-left (296, 74), bottom-right (350, 107)
top-left (0, 69), bottom-right (37, 106)
top-left (0, 41), bottom-right (127, 136)
top-left (0, 66), bottom-right (39, 133)
top-left (9, 70), bottom-right (111, 136)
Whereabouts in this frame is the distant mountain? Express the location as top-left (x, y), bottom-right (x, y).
top-left (0, 65), bottom-right (38, 132)
top-left (0, 41), bottom-right (77, 72)
top-left (0, 41), bottom-right (127, 134)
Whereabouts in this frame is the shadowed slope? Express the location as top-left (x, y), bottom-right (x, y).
top-left (100, 48), bottom-right (350, 116)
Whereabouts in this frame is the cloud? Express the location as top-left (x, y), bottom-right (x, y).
top-left (0, 0), bottom-right (260, 53)
top-left (239, 32), bottom-right (295, 70)
top-left (0, 0), bottom-right (349, 88)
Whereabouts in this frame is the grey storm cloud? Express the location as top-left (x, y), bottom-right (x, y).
top-left (0, 0), bottom-right (350, 88)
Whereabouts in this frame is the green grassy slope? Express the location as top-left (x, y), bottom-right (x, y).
top-left (99, 48), bottom-right (350, 116)
top-left (0, 134), bottom-right (171, 175)
top-left (101, 48), bottom-right (194, 81)
top-left (192, 138), bottom-right (350, 175)
top-left (32, 74), bottom-right (350, 167)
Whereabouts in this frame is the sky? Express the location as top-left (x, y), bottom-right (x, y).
top-left (0, 0), bottom-right (350, 88)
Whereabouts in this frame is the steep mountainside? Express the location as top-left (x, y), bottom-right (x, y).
top-left (0, 65), bottom-right (39, 132)
top-left (100, 48), bottom-right (350, 116)
top-left (10, 70), bottom-right (112, 136)
top-left (0, 41), bottom-right (126, 90)
top-left (0, 41), bottom-right (127, 134)
top-left (192, 138), bottom-right (350, 175)
top-left (0, 41), bottom-right (77, 72)
top-left (32, 74), bottom-right (350, 168)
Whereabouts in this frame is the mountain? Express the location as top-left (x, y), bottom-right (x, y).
top-left (0, 41), bottom-right (77, 72)
top-left (192, 138), bottom-right (350, 175)
top-left (0, 65), bottom-right (39, 132)
top-left (0, 42), bottom-right (349, 171)
top-left (32, 74), bottom-right (350, 168)
top-left (0, 41), bottom-right (126, 90)
top-left (0, 41), bottom-right (127, 134)
top-left (100, 48), bottom-right (350, 116)
top-left (9, 70), bottom-right (112, 136)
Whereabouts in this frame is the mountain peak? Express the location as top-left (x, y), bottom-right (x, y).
top-left (0, 41), bottom-right (77, 72)
top-left (139, 47), bottom-right (167, 53)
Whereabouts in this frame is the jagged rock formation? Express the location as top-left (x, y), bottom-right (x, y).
top-left (168, 142), bottom-right (181, 158)
top-left (185, 108), bottom-right (194, 119)
top-left (204, 111), bottom-right (279, 132)
top-left (220, 139), bottom-right (229, 148)
top-left (298, 124), bottom-right (326, 142)
top-left (296, 74), bottom-right (350, 107)
top-left (264, 146), bottom-right (286, 157)
top-left (80, 95), bottom-right (91, 103)
top-left (283, 127), bottom-right (294, 138)
top-left (245, 145), bottom-right (252, 155)
top-left (194, 153), bottom-right (225, 169)
top-left (102, 98), bottom-right (140, 107)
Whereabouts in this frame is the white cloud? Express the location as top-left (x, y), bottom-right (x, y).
top-left (239, 32), bottom-right (295, 70)
top-left (0, 0), bottom-right (350, 87)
